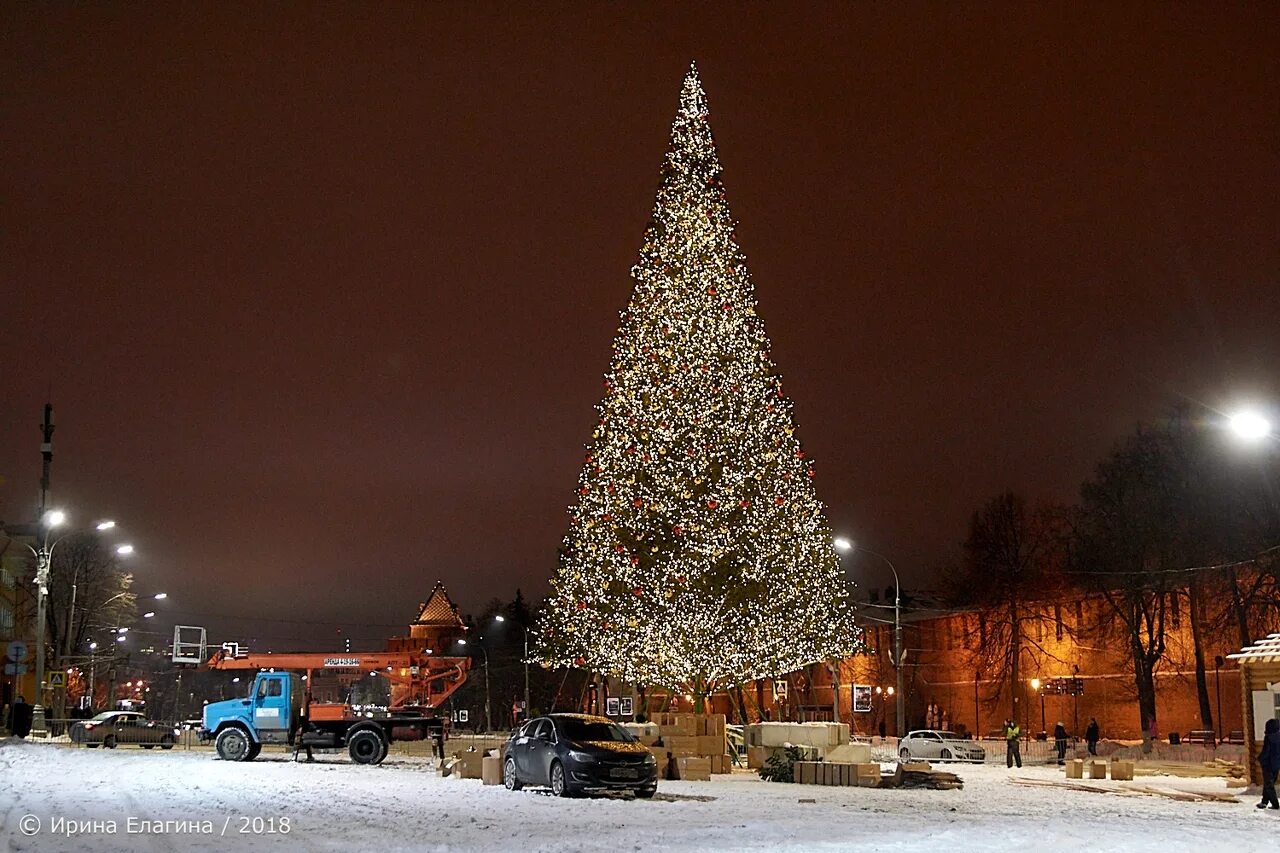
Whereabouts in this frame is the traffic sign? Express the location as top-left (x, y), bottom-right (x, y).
top-left (5, 640), bottom-right (29, 662)
top-left (3, 663), bottom-right (28, 676)
top-left (48, 672), bottom-right (66, 687)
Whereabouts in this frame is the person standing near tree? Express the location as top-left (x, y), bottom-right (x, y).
top-left (1085, 718), bottom-right (1100, 756)
top-left (1004, 719), bottom-right (1022, 768)
top-left (1258, 717), bottom-right (1280, 810)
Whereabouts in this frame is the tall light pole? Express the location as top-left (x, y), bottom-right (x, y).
top-left (494, 615), bottom-right (531, 722)
top-left (458, 638), bottom-right (490, 732)
top-left (25, 509), bottom-right (66, 736)
top-left (834, 537), bottom-right (904, 738)
top-left (1031, 678), bottom-right (1045, 733)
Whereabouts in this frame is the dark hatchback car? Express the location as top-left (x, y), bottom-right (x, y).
top-left (504, 713), bottom-right (658, 798)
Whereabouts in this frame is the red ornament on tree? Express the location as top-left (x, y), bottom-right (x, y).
top-left (707, 499), bottom-right (719, 510)
top-left (574, 656), bottom-right (586, 667)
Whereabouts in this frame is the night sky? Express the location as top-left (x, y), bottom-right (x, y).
top-left (3, 5), bottom-right (1277, 651)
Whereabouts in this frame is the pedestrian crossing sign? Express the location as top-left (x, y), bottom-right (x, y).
top-left (48, 672), bottom-right (66, 687)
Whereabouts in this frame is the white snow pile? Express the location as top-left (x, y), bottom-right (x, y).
top-left (0, 743), bottom-right (1273, 852)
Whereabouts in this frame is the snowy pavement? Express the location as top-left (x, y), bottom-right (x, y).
top-left (0, 738), bottom-right (1273, 852)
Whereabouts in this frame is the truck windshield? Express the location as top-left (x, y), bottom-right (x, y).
top-left (558, 719), bottom-right (633, 742)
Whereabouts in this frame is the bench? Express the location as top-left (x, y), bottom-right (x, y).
top-left (1185, 730), bottom-right (1216, 745)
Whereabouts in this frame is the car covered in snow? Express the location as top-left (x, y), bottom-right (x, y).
top-left (898, 730), bottom-right (985, 763)
top-left (503, 713), bottom-right (658, 798)
top-left (69, 711), bottom-right (179, 749)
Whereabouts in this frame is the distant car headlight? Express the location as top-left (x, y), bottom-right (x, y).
top-left (568, 750), bottom-right (597, 764)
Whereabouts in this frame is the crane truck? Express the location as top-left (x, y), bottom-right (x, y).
top-left (198, 649), bottom-right (470, 764)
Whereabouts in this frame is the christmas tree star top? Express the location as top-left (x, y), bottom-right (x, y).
top-left (679, 62), bottom-right (709, 120)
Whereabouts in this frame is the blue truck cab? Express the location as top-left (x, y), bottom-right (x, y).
top-left (201, 671), bottom-right (303, 762)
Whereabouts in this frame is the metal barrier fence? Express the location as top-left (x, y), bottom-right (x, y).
top-left (28, 718), bottom-right (203, 750)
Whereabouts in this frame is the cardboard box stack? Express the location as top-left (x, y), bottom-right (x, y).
top-left (1065, 758), bottom-right (1084, 779)
top-left (1110, 760), bottom-right (1134, 781)
top-left (649, 713), bottom-right (732, 776)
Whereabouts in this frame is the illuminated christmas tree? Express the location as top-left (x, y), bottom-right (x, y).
top-left (537, 64), bottom-right (864, 699)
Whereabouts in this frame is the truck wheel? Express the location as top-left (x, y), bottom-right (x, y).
top-left (348, 730), bottom-right (385, 765)
top-left (216, 727), bottom-right (252, 762)
top-left (246, 742), bottom-right (261, 761)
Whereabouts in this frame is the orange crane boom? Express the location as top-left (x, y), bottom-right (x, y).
top-left (205, 649), bottom-right (471, 717)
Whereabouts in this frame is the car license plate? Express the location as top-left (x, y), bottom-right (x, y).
top-left (609, 767), bottom-right (638, 779)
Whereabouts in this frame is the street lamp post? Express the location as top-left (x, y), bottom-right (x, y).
top-left (24, 509), bottom-right (66, 736)
top-left (458, 639), bottom-right (491, 732)
top-left (494, 615), bottom-right (531, 722)
top-left (1031, 678), bottom-right (1045, 734)
top-left (834, 538), bottom-right (904, 739)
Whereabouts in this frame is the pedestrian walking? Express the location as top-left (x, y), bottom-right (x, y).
top-left (1258, 717), bottom-right (1280, 811)
top-left (7, 695), bottom-right (33, 739)
top-left (1085, 718), bottom-right (1100, 756)
top-left (1004, 719), bottom-right (1022, 769)
top-left (1054, 721), bottom-right (1068, 765)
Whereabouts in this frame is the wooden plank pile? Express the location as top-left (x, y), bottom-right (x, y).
top-left (1131, 759), bottom-right (1246, 780)
top-left (1013, 777), bottom-right (1238, 804)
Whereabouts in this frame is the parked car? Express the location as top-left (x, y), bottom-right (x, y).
top-left (898, 730), bottom-right (985, 763)
top-left (503, 713), bottom-right (658, 798)
top-left (69, 711), bottom-right (179, 750)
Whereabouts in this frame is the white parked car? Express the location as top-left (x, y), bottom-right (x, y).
top-left (898, 730), bottom-right (985, 763)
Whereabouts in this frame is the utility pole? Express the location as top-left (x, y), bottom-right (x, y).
top-left (31, 404), bottom-right (55, 737)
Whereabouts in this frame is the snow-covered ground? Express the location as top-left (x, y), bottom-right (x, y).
top-left (0, 738), bottom-right (1273, 852)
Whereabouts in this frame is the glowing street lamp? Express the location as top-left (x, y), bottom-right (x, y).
top-left (492, 614), bottom-right (533, 723)
top-left (115, 544), bottom-right (135, 556)
top-left (835, 537), bottom-right (904, 739)
top-left (96, 520), bottom-right (116, 531)
top-left (25, 508), bottom-right (67, 735)
top-left (1228, 410), bottom-right (1272, 441)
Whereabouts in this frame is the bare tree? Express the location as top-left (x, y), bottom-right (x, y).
top-left (1073, 426), bottom-right (1183, 752)
top-left (942, 492), bottom-right (1069, 729)
top-left (42, 533), bottom-right (134, 715)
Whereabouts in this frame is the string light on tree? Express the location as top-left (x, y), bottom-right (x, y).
top-left (536, 63), bottom-right (864, 702)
